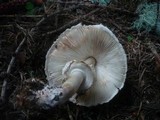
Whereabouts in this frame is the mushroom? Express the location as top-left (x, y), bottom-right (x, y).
top-left (35, 23), bottom-right (127, 108)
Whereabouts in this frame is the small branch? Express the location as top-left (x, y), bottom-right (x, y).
top-left (56, 1), bottom-right (137, 16)
top-left (148, 42), bottom-right (160, 74)
top-left (55, 1), bottom-right (81, 4)
top-left (67, 105), bottom-right (74, 120)
top-left (54, 0), bottom-right (61, 28)
top-left (0, 15), bottom-right (43, 18)
top-left (34, 5), bottom-right (80, 28)
top-left (82, 4), bottom-right (136, 16)
top-left (149, 43), bottom-right (160, 64)
top-left (15, 23), bottom-right (27, 35)
top-left (107, 19), bottom-right (126, 34)
top-left (43, 3), bottom-right (47, 14)
top-left (91, 4), bottom-right (135, 15)
top-left (1, 37), bottom-right (27, 103)
top-left (56, 1), bottom-right (136, 16)
top-left (0, 24), bottom-right (35, 28)
top-left (42, 8), bottom-right (100, 36)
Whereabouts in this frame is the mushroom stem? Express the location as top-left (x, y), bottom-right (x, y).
top-left (59, 60), bottom-right (95, 103)
top-left (62, 69), bottom-right (84, 99)
top-left (35, 60), bottom-right (95, 109)
top-left (84, 57), bottom-right (96, 67)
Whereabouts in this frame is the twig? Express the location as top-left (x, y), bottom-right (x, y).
top-left (43, 3), bottom-right (47, 14)
top-left (149, 43), bottom-right (160, 64)
top-left (75, 107), bottom-right (79, 120)
top-left (0, 15), bottom-right (43, 18)
top-left (0, 24), bottom-right (35, 28)
top-left (0, 10), bottom-right (44, 103)
top-left (138, 68), bottom-right (146, 87)
top-left (54, 0), bottom-right (61, 28)
top-left (91, 4), bottom-right (135, 16)
top-left (42, 8), bottom-right (100, 36)
top-left (1, 23), bottom-right (33, 103)
top-left (107, 19), bottom-right (126, 34)
top-left (1, 37), bottom-right (27, 103)
top-left (56, 1), bottom-right (136, 16)
top-left (57, 1), bottom-right (137, 16)
top-left (34, 5), bottom-right (80, 28)
top-left (136, 102), bottom-right (143, 118)
top-left (82, 19), bottom-right (98, 25)
top-left (55, 1), bottom-right (82, 4)
top-left (149, 43), bottom-right (160, 74)
top-left (67, 105), bottom-right (74, 120)
top-left (84, 4), bottom-right (136, 16)
top-left (15, 23), bottom-right (27, 35)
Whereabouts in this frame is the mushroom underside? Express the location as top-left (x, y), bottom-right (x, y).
top-left (41, 23), bottom-right (127, 107)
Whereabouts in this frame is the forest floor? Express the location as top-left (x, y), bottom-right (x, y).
top-left (0, 0), bottom-right (160, 120)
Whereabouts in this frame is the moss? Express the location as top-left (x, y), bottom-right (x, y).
top-left (90, 0), bottom-right (111, 5)
top-left (133, 3), bottom-right (160, 32)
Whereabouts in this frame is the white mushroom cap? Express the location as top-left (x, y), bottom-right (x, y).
top-left (45, 23), bottom-right (127, 106)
